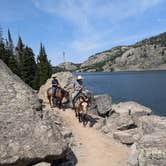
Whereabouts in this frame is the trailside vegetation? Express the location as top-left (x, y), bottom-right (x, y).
top-left (0, 28), bottom-right (52, 90)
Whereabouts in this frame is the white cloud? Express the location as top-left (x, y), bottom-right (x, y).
top-left (96, 0), bottom-right (162, 23)
top-left (32, 0), bottom-right (92, 32)
top-left (32, 0), bottom-right (162, 25)
top-left (32, 0), bottom-right (163, 54)
top-left (71, 39), bottom-right (100, 52)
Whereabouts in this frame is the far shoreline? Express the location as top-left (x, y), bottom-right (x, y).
top-left (73, 69), bottom-right (166, 74)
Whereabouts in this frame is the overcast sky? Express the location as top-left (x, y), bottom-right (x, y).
top-left (0, 0), bottom-right (166, 65)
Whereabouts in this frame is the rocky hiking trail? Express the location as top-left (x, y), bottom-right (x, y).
top-left (38, 72), bottom-right (166, 166)
top-left (51, 106), bottom-right (130, 166)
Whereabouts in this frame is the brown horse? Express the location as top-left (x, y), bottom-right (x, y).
top-left (73, 93), bottom-right (89, 126)
top-left (47, 87), bottom-right (70, 109)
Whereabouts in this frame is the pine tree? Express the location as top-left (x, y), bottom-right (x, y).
top-left (36, 43), bottom-right (52, 89)
top-left (0, 28), bottom-right (52, 90)
top-left (5, 29), bottom-right (19, 75)
top-left (22, 46), bottom-right (37, 88)
top-left (0, 28), bottom-right (8, 63)
top-left (7, 29), bottom-right (14, 53)
top-left (42, 45), bottom-right (52, 76)
top-left (0, 27), bottom-right (3, 44)
top-left (0, 41), bottom-right (6, 63)
top-left (0, 28), bottom-right (19, 75)
top-left (15, 35), bottom-right (24, 76)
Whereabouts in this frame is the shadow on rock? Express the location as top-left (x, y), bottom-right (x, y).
top-left (84, 114), bottom-right (100, 128)
top-left (51, 149), bottom-right (78, 166)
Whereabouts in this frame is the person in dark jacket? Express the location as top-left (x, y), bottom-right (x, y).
top-left (52, 76), bottom-right (60, 97)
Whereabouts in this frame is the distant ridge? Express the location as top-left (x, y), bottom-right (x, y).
top-left (54, 32), bottom-right (166, 72)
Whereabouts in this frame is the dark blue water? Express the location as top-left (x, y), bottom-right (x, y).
top-left (74, 71), bottom-right (166, 116)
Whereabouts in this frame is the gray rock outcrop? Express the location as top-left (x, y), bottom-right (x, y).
top-left (110, 45), bottom-right (166, 71)
top-left (80, 46), bottom-right (129, 68)
top-left (127, 143), bottom-right (139, 166)
top-left (0, 60), bottom-right (68, 165)
top-left (89, 95), bottom-right (112, 117)
top-left (58, 62), bottom-right (79, 71)
top-left (111, 101), bottom-right (152, 116)
top-left (99, 101), bottom-right (152, 135)
top-left (94, 95), bottom-right (112, 116)
top-left (138, 132), bottom-right (166, 166)
top-left (127, 126), bottom-right (166, 166)
top-left (97, 100), bottom-right (166, 165)
top-left (135, 116), bottom-right (166, 166)
top-left (137, 115), bottom-right (166, 134)
top-left (113, 128), bottom-right (142, 145)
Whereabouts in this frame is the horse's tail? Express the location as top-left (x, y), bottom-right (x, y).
top-left (47, 88), bottom-right (50, 97)
top-left (47, 87), bottom-right (52, 106)
top-left (61, 88), bottom-right (66, 96)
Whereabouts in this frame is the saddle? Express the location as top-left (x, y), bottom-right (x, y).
top-left (74, 92), bottom-right (89, 104)
top-left (51, 87), bottom-right (61, 98)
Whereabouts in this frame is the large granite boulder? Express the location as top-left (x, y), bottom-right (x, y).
top-left (87, 97), bottom-right (99, 116)
top-left (94, 95), bottom-right (112, 117)
top-left (100, 113), bottom-right (136, 134)
top-left (127, 116), bottom-right (166, 166)
top-left (112, 101), bottom-right (152, 116)
top-left (138, 132), bottom-right (166, 166)
top-left (88, 94), bottom-right (112, 116)
top-left (38, 72), bottom-right (74, 103)
top-left (137, 115), bottom-right (166, 134)
top-left (113, 128), bottom-right (142, 145)
top-left (112, 101), bottom-right (152, 126)
top-left (99, 102), bottom-right (153, 145)
top-left (0, 60), bottom-right (68, 165)
top-left (127, 143), bottom-right (139, 166)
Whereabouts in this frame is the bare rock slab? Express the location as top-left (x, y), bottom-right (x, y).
top-left (0, 60), bottom-right (68, 166)
top-left (127, 143), bottom-right (139, 166)
top-left (113, 128), bottom-right (142, 145)
top-left (112, 101), bottom-right (152, 116)
top-left (138, 132), bottom-right (166, 166)
top-left (137, 115), bottom-right (166, 134)
top-left (94, 95), bottom-right (112, 117)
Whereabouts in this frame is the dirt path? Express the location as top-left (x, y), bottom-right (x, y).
top-left (53, 107), bottom-right (130, 166)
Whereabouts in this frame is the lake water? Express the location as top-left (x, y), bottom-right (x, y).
top-left (74, 71), bottom-right (166, 116)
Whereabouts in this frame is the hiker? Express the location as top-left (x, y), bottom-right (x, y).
top-left (72, 75), bottom-right (88, 106)
top-left (52, 76), bottom-right (60, 97)
top-left (47, 76), bottom-right (69, 108)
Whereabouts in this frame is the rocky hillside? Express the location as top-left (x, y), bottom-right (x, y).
top-left (59, 62), bottom-right (81, 71)
top-left (55, 32), bottom-right (166, 72)
top-left (53, 62), bottom-right (81, 73)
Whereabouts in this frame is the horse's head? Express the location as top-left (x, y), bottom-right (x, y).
top-left (77, 94), bottom-right (89, 115)
top-left (78, 93), bottom-right (89, 103)
top-left (79, 91), bottom-right (94, 106)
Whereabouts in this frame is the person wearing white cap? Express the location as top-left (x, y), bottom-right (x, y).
top-left (72, 75), bottom-right (84, 106)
